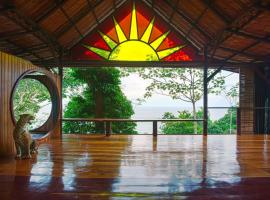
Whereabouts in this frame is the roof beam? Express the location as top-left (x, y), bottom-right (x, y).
top-left (55, 0), bottom-right (104, 39)
top-left (5, 39), bottom-right (43, 60)
top-left (36, 0), bottom-right (67, 23)
top-left (59, 6), bottom-right (83, 37)
top-left (169, 0), bottom-right (179, 21)
top-left (226, 29), bottom-right (270, 43)
top-left (86, 0), bottom-right (100, 25)
top-left (224, 40), bottom-right (261, 61)
top-left (202, 0), bottom-right (231, 24)
top-left (143, 0), bottom-right (202, 51)
top-left (69, 0), bottom-right (128, 49)
top-left (33, 60), bottom-right (265, 69)
top-left (4, 7), bottom-right (64, 57)
top-left (208, 1), bottom-right (263, 60)
top-left (219, 46), bottom-right (265, 61)
top-left (185, 6), bottom-right (209, 39)
top-left (14, 44), bottom-right (48, 55)
top-left (163, 0), bottom-right (212, 40)
top-left (0, 30), bottom-right (37, 41)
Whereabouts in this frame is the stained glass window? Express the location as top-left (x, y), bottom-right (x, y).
top-left (72, 1), bottom-right (199, 61)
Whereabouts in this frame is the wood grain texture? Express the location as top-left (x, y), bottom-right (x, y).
top-left (1, 134), bottom-right (270, 199)
top-left (0, 51), bottom-right (61, 156)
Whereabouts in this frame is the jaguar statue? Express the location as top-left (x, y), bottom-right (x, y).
top-left (13, 114), bottom-right (38, 159)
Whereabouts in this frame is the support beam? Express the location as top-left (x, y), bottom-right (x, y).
top-left (55, 0), bottom-right (104, 38)
top-left (163, 0), bottom-right (212, 40)
top-left (226, 30), bottom-right (270, 43)
top-left (142, 0), bottom-right (202, 51)
top-left (69, 0), bottom-right (128, 49)
top-left (5, 39), bottom-right (43, 60)
top-left (224, 40), bottom-right (261, 61)
top-left (208, 2), bottom-right (263, 60)
top-left (33, 60), bottom-right (265, 69)
top-left (59, 6), bottom-right (83, 37)
top-left (185, 6), bottom-right (208, 39)
top-left (4, 8), bottom-right (63, 57)
top-left (202, 0), bottom-right (231, 24)
top-left (219, 46), bottom-right (265, 61)
top-left (206, 65), bottom-right (224, 82)
top-left (203, 47), bottom-right (208, 136)
top-left (36, 0), bottom-right (67, 23)
top-left (0, 30), bottom-right (37, 41)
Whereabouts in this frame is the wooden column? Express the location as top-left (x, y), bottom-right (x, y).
top-left (203, 47), bottom-right (208, 136)
top-left (153, 120), bottom-right (158, 137)
top-left (59, 66), bottom-right (63, 138)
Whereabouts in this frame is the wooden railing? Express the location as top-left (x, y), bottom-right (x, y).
top-left (62, 118), bottom-right (204, 136)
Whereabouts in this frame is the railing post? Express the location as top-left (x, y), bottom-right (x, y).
top-left (237, 108), bottom-right (241, 135)
top-left (105, 121), bottom-right (112, 136)
top-left (153, 120), bottom-right (158, 137)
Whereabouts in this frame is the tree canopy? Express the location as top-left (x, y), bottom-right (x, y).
top-left (13, 78), bottom-right (51, 129)
top-left (124, 68), bottom-right (227, 134)
top-left (63, 68), bottom-right (137, 134)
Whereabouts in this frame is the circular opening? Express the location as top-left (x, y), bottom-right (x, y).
top-left (12, 72), bottom-right (53, 130)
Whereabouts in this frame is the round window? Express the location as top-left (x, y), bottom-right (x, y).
top-left (12, 72), bottom-right (52, 130)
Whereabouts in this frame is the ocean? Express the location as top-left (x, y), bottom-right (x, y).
top-left (131, 106), bottom-right (229, 134)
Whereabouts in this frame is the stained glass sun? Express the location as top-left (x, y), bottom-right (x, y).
top-left (83, 4), bottom-right (185, 61)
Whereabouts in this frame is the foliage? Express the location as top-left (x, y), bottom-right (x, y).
top-left (208, 109), bottom-right (237, 134)
top-left (13, 78), bottom-right (51, 129)
top-left (161, 109), bottom-right (203, 134)
top-left (124, 68), bottom-right (226, 133)
top-left (161, 109), bottom-right (237, 134)
top-left (63, 68), bottom-right (137, 134)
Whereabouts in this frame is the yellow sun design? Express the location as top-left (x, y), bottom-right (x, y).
top-left (83, 3), bottom-right (185, 61)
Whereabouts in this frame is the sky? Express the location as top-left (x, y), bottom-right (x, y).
top-left (121, 70), bottom-right (239, 108)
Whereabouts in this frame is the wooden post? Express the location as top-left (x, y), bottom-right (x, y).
top-left (203, 47), bottom-right (208, 136)
top-left (59, 66), bottom-right (63, 138)
top-left (237, 107), bottom-right (241, 135)
top-left (153, 120), bottom-right (158, 137)
top-left (105, 121), bottom-right (112, 136)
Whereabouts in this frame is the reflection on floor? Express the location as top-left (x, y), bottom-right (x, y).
top-left (1, 134), bottom-right (270, 199)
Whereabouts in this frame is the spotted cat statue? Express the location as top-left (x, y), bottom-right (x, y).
top-left (13, 114), bottom-right (38, 159)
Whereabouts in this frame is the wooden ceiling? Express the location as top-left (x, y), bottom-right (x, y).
top-left (0, 0), bottom-right (269, 64)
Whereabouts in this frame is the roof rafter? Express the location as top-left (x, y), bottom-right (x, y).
top-left (0, 30), bottom-right (37, 41)
top-left (36, 0), bottom-right (67, 23)
top-left (208, 1), bottom-right (264, 60)
top-left (86, 0), bottom-right (100, 25)
top-left (4, 7), bottom-right (64, 58)
top-left (224, 40), bottom-right (261, 61)
top-left (185, 6), bottom-right (209, 39)
top-left (69, 0), bottom-right (128, 50)
top-left (59, 5), bottom-right (83, 37)
top-left (226, 30), bottom-right (270, 43)
top-left (142, 0), bottom-right (202, 51)
top-left (202, 0), bottom-right (231, 24)
top-left (55, 0), bottom-right (104, 39)
top-left (162, 0), bottom-right (212, 40)
top-left (5, 39), bottom-right (43, 60)
top-left (219, 46), bottom-right (264, 61)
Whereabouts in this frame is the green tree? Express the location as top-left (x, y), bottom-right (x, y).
top-left (161, 109), bottom-right (203, 134)
top-left (63, 68), bottom-right (137, 134)
top-left (125, 68), bottom-right (226, 134)
top-left (208, 109), bottom-right (237, 134)
top-left (13, 78), bottom-right (51, 128)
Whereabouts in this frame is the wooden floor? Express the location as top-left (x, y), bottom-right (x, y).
top-left (1, 134), bottom-right (270, 199)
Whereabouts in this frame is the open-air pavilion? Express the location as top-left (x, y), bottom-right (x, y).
top-left (0, 0), bottom-right (270, 199)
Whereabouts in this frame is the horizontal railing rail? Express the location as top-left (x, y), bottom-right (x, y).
top-left (62, 118), bottom-right (204, 136)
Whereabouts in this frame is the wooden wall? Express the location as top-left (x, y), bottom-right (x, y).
top-left (239, 67), bottom-right (255, 134)
top-left (0, 51), bottom-right (60, 156)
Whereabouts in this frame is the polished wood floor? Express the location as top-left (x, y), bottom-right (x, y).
top-left (1, 134), bottom-right (270, 199)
